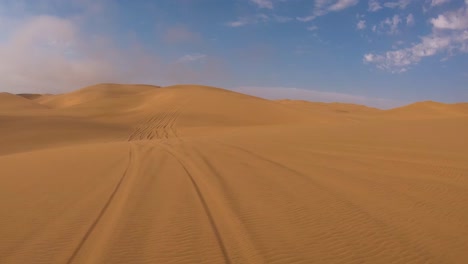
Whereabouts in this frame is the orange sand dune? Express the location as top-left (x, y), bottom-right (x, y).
top-left (276, 99), bottom-right (381, 113)
top-left (16, 93), bottom-right (48, 100)
top-left (0, 92), bottom-right (49, 113)
top-left (1, 84), bottom-right (468, 264)
top-left (383, 101), bottom-right (468, 118)
top-left (35, 83), bottom-right (158, 108)
top-left (276, 99), bottom-right (382, 123)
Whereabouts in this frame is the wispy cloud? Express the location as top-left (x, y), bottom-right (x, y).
top-left (227, 14), bottom-right (269, 27)
top-left (0, 2), bottom-right (231, 93)
top-left (250, 0), bottom-right (274, 9)
top-left (373, 15), bottom-right (402, 35)
top-left (431, 6), bottom-right (468, 30)
top-left (368, 0), bottom-right (412, 12)
top-left (357, 20), bottom-right (367, 30)
top-left (406, 13), bottom-right (415, 26)
top-left (227, 13), bottom-right (291, 27)
top-left (364, 32), bottom-right (468, 72)
top-left (364, 1), bottom-right (468, 73)
top-left (297, 16), bottom-right (316, 22)
top-left (431, 0), bottom-right (451, 7)
top-left (177, 53), bottom-right (207, 63)
top-left (0, 15), bottom-right (163, 93)
top-left (383, 0), bottom-right (412, 9)
top-left (297, 0), bottom-right (359, 22)
top-left (368, 0), bottom-right (382, 12)
top-left (329, 0), bottom-right (360, 11)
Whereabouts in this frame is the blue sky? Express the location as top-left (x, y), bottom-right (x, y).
top-left (0, 0), bottom-right (467, 108)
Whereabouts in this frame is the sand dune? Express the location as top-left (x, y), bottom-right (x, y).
top-left (35, 83), bottom-right (159, 108)
top-left (276, 99), bottom-right (382, 123)
top-left (1, 84), bottom-right (467, 263)
top-left (0, 92), bottom-right (49, 113)
top-left (384, 101), bottom-right (468, 118)
top-left (276, 99), bottom-right (380, 113)
top-left (16, 93), bottom-right (48, 100)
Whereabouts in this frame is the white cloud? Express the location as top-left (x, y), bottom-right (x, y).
top-left (406, 13), bottom-right (415, 26)
top-left (368, 0), bottom-right (382, 12)
top-left (328, 0), bottom-right (359, 11)
top-left (227, 18), bottom-right (250, 27)
top-left (368, 0), bottom-right (412, 11)
top-left (227, 14), bottom-right (278, 27)
top-left (297, 0), bottom-right (359, 21)
top-left (431, 0), bottom-right (451, 7)
top-left (177, 53), bottom-right (207, 63)
top-left (392, 40), bottom-right (405, 49)
top-left (431, 7), bottom-right (468, 30)
top-left (0, 15), bottom-right (168, 93)
top-left (364, 32), bottom-right (468, 72)
top-left (383, 0), bottom-right (412, 9)
top-left (227, 13), bottom-right (293, 27)
top-left (232, 86), bottom-right (401, 109)
top-left (357, 20), bottom-right (367, 29)
top-left (365, 1), bottom-right (468, 72)
top-left (307, 25), bottom-right (319, 31)
top-left (0, 11), bottom-right (229, 93)
top-left (250, 0), bottom-right (274, 9)
top-left (379, 15), bottom-right (402, 34)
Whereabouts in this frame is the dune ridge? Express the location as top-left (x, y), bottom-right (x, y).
top-left (1, 83), bottom-right (467, 264)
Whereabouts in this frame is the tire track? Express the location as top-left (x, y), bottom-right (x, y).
top-left (127, 102), bottom-right (183, 141)
top-left (154, 140), bottom-right (266, 264)
top-left (187, 146), bottom-right (266, 263)
top-left (158, 144), bottom-right (232, 264)
top-left (66, 145), bottom-right (134, 264)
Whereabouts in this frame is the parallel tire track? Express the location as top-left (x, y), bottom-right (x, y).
top-left (127, 103), bottom-right (182, 141)
top-left (157, 144), bottom-right (232, 264)
top-left (66, 145), bottom-right (134, 264)
top-left (156, 141), bottom-right (265, 264)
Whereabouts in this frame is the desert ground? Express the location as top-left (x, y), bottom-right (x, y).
top-left (1, 84), bottom-right (467, 264)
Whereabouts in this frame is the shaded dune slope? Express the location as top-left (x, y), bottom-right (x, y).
top-left (0, 92), bottom-right (49, 112)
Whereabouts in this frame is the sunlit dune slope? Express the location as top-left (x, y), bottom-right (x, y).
top-left (33, 84), bottom-right (309, 126)
top-left (35, 83), bottom-right (160, 108)
top-left (154, 85), bottom-right (309, 126)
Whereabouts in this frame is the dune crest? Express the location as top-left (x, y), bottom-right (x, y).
top-left (384, 101), bottom-right (468, 118)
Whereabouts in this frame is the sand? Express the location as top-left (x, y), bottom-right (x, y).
top-left (1, 84), bottom-right (467, 264)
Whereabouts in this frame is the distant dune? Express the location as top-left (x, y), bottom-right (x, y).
top-left (16, 93), bottom-right (47, 100)
top-left (1, 84), bottom-right (467, 264)
top-left (0, 92), bottom-right (49, 113)
top-left (383, 101), bottom-right (468, 118)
